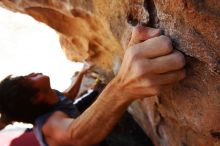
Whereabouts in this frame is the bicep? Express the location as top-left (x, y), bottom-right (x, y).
top-left (43, 111), bottom-right (77, 146)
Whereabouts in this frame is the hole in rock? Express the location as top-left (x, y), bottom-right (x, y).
top-left (211, 131), bottom-right (220, 139)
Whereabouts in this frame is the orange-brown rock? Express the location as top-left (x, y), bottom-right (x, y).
top-left (0, 0), bottom-right (220, 146)
top-left (0, 0), bottom-right (148, 72)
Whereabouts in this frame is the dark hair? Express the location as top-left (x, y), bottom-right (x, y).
top-left (0, 75), bottom-right (50, 124)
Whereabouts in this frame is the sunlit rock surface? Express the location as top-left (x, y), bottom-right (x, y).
top-left (1, 0), bottom-right (220, 145)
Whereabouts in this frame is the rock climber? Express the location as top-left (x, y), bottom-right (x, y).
top-left (0, 26), bottom-right (185, 146)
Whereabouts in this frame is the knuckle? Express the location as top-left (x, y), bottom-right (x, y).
top-left (144, 78), bottom-right (154, 87)
top-left (160, 35), bottom-right (173, 53)
top-left (134, 60), bottom-right (146, 74)
top-left (173, 52), bottom-right (186, 68)
top-left (154, 29), bottom-right (162, 36)
top-left (173, 70), bottom-right (186, 81)
top-left (179, 69), bottom-right (186, 80)
top-left (152, 86), bottom-right (161, 95)
top-left (126, 47), bottom-right (140, 61)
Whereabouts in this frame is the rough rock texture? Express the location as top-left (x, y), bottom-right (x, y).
top-left (0, 0), bottom-right (220, 146)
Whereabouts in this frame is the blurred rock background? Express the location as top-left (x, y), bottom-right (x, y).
top-left (0, 0), bottom-right (220, 145)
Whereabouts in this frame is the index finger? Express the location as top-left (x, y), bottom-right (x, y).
top-left (128, 26), bottom-right (161, 47)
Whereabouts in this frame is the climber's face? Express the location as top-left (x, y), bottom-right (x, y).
top-left (25, 73), bottom-right (51, 91)
top-left (23, 73), bottom-right (60, 105)
top-left (24, 73), bottom-right (53, 102)
top-left (24, 73), bottom-right (52, 94)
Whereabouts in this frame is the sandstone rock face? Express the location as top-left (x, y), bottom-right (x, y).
top-left (1, 0), bottom-right (220, 146)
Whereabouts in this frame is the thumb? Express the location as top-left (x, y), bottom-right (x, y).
top-left (128, 26), bottom-right (161, 47)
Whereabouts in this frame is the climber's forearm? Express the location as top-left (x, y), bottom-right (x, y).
top-left (67, 76), bottom-right (133, 146)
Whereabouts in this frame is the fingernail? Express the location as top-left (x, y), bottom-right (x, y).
top-left (148, 28), bottom-right (162, 37)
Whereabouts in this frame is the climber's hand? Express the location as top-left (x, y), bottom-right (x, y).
top-left (128, 26), bottom-right (161, 47)
top-left (115, 26), bottom-right (186, 100)
top-left (80, 62), bottom-right (94, 74)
